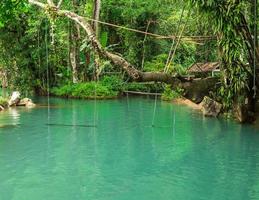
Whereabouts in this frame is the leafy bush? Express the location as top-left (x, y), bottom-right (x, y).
top-left (174, 43), bottom-right (196, 68)
top-left (144, 54), bottom-right (168, 72)
top-left (51, 82), bottom-right (118, 99)
top-left (161, 85), bottom-right (183, 101)
top-left (171, 64), bottom-right (188, 75)
top-left (0, 96), bottom-right (8, 107)
top-left (144, 53), bottom-right (188, 75)
top-left (124, 82), bottom-right (163, 93)
top-left (124, 82), bottom-right (149, 92)
top-left (100, 75), bottom-right (124, 91)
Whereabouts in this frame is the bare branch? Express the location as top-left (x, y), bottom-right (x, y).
top-left (47, 0), bottom-right (55, 6)
top-left (57, 0), bottom-right (63, 8)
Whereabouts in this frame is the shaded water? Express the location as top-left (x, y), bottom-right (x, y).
top-left (0, 97), bottom-right (259, 200)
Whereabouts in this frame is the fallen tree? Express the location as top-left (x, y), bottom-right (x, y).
top-left (28, 0), bottom-right (188, 86)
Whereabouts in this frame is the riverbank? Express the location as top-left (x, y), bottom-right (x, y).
top-left (172, 98), bottom-right (202, 110)
top-left (0, 92), bottom-right (36, 112)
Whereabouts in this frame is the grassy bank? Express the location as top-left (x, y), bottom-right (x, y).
top-left (51, 76), bottom-right (123, 99)
top-left (51, 76), bottom-right (166, 100)
top-left (51, 82), bottom-right (119, 99)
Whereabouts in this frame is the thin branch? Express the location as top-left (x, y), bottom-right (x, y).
top-left (164, 6), bottom-right (185, 73)
top-left (57, 0), bottom-right (63, 8)
top-left (47, 0), bottom-right (55, 6)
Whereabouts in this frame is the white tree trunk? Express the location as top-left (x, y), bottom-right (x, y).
top-left (93, 0), bottom-right (101, 37)
top-left (70, 45), bottom-right (79, 83)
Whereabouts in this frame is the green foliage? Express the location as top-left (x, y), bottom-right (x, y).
top-left (0, 0), bottom-right (253, 111)
top-left (100, 75), bottom-right (124, 91)
top-left (0, 0), bottom-right (30, 28)
top-left (189, 0), bottom-right (253, 108)
top-left (218, 66), bottom-right (249, 109)
top-left (144, 54), bottom-right (168, 72)
top-left (100, 32), bottom-right (109, 47)
top-left (124, 82), bottom-right (149, 92)
top-left (171, 64), bottom-right (188, 75)
top-left (124, 82), bottom-right (163, 93)
top-left (144, 43), bottom-right (194, 74)
top-left (161, 85), bottom-right (183, 101)
top-left (0, 96), bottom-right (8, 107)
top-left (51, 82), bottom-right (118, 99)
top-left (174, 43), bottom-right (196, 68)
top-left (101, 0), bottom-right (206, 68)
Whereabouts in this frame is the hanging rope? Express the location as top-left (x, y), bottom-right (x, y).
top-left (164, 9), bottom-right (191, 73)
top-left (141, 20), bottom-right (151, 69)
top-left (84, 17), bottom-right (216, 43)
top-left (37, 26), bottom-right (41, 79)
top-left (45, 20), bottom-right (50, 102)
top-left (93, 57), bottom-right (98, 127)
top-left (45, 19), bottom-right (51, 129)
top-left (164, 6), bottom-right (186, 73)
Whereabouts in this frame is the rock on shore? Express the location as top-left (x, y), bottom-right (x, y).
top-left (4, 91), bottom-right (36, 108)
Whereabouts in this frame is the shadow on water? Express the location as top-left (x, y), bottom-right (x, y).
top-left (0, 124), bottom-right (20, 129)
top-left (36, 104), bottom-right (65, 109)
top-left (46, 123), bottom-right (97, 128)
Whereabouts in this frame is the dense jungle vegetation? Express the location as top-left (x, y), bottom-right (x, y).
top-left (0, 0), bottom-right (258, 121)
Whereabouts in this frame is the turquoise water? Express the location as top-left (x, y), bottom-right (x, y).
top-left (0, 97), bottom-right (259, 200)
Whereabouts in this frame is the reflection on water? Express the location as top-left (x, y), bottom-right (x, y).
top-left (0, 97), bottom-right (259, 200)
top-left (0, 108), bottom-right (21, 128)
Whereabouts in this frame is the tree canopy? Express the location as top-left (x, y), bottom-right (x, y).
top-left (0, 0), bottom-right (258, 120)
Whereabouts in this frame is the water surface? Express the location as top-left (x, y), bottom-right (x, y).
top-left (0, 97), bottom-right (259, 200)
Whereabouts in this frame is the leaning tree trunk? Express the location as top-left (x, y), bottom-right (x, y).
top-left (28, 0), bottom-right (185, 86)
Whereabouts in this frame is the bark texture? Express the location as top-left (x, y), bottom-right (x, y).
top-left (69, 0), bottom-right (81, 83)
top-left (93, 0), bottom-right (101, 36)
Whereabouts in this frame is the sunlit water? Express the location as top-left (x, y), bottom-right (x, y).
top-left (0, 97), bottom-right (259, 200)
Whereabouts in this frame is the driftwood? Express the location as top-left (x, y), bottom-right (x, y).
top-left (28, 0), bottom-right (187, 86)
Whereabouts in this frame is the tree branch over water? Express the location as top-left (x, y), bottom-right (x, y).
top-left (28, 0), bottom-right (187, 86)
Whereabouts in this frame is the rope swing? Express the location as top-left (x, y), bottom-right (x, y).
top-left (164, 8), bottom-right (191, 73)
top-left (164, 6), bottom-right (186, 73)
